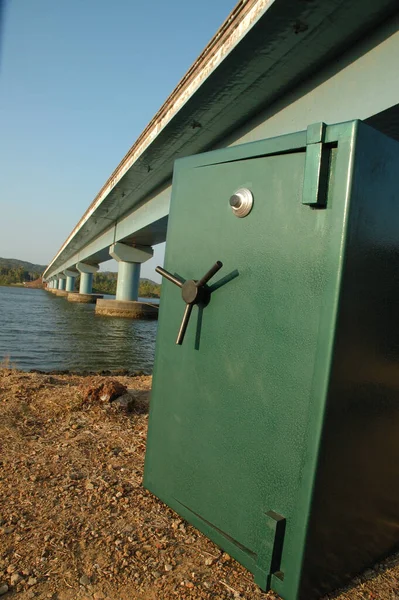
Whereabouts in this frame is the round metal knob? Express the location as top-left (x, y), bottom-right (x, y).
top-left (229, 188), bottom-right (253, 218)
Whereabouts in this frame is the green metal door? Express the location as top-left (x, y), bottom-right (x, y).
top-left (145, 123), bottom-right (357, 597)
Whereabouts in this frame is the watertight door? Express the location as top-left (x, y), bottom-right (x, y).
top-left (144, 126), bottom-right (352, 596)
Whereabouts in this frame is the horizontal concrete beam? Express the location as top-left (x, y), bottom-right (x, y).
top-left (45, 184), bottom-right (170, 277)
top-left (44, 12), bottom-right (399, 280)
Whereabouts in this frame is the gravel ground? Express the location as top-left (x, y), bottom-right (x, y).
top-left (0, 368), bottom-right (398, 600)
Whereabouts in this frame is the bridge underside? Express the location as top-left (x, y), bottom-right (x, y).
top-left (44, 0), bottom-right (399, 279)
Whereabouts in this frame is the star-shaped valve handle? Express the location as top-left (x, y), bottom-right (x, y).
top-left (155, 261), bottom-right (223, 345)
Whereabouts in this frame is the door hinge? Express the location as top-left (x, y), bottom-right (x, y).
top-left (302, 121), bottom-right (330, 207)
top-left (254, 510), bottom-right (286, 591)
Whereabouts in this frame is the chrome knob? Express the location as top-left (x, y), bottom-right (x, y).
top-left (229, 188), bottom-right (253, 217)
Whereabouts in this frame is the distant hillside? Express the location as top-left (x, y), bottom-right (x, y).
top-left (0, 257), bottom-right (47, 273)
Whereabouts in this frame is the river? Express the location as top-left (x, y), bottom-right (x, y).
top-left (0, 286), bottom-right (158, 373)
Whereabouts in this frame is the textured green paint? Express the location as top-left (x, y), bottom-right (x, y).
top-left (144, 121), bottom-right (399, 599)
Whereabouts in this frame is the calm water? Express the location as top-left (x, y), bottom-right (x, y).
top-left (0, 286), bottom-right (158, 373)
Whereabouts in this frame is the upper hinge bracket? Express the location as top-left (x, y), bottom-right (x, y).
top-left (302, 121), bottom-right (331, 207)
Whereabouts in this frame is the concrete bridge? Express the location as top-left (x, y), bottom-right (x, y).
top-left (44, 0), bottom-right (399, 316)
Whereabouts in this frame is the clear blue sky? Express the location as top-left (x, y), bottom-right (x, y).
top-left (0, 0), bottom-right (238, 280)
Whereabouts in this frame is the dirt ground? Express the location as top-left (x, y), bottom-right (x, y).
top-left (1, 369), bottom-right (399, 600)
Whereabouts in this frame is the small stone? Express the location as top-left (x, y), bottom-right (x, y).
top-left (152, 571), bottom-right (161, 579)
top-left (10, 573), bottom-right (22, 586)
top-left (204, 557), bottom-right (213, 566)
top-left (0, 584), bottom-right (8, 596)
top-left (93, 592), bottom-right (105, 600)
top-left (79, 575), bottom-right (91, 586)
top-left (3, 528), bottom-right (13, 535)
top-left (85, 482), bottom-right (94, 490)
top-left (6, 566), bottom-right (15, 575)
top-left (27, 577), bottom-right (37, 586)
top-left (164, 563), bottom-right (173, 572)
top-left (26, 592), bottom-right (36, 599)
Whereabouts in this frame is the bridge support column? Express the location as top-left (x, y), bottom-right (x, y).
top-left (115, 261), bottom-right (141, 301)
top-left (68, 263), bottom-right (103, 304)
top-left (64, 269), bottom-right (77, 292)
top-left (96, 243), bottom-right (158, 319)
top-left (54, 274), bottom-right (68, 296)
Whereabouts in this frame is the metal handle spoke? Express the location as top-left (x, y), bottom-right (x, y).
top-left (176, 303), bottom-right (193, 345)
top-left (156, 266), bottom-right (183, 288)
top-left (197, 261), bottom-right (223, 288)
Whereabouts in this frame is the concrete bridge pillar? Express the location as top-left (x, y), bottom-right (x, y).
top-left (95, 243), bottom-right (158, 319)
top-left (64, 269), bottom-right (77, 292)
top-left (77, 263), bottom-right (98, 294)
top-left (115, 261), bottom-right (141, 301)
top-left (67, 263), bottom-right (103, 304)
top-left (53, 274), bottom-right (68, 296)
top-left (58, 275), bottom-right (66, 290)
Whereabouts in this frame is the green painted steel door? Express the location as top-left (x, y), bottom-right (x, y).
top-left (145, 124), bottom-right (356, 598)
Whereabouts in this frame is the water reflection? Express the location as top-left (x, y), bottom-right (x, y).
top-left (0, 287), bottom-right (158, 373)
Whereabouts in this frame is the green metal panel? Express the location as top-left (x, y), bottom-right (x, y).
top-left (144, 121), bottom-right (399, 599)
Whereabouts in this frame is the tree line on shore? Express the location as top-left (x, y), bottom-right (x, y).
top-left (92, 272), bottom-right (161, 298)
top-left (0, 266), bottom-right (41, 285)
